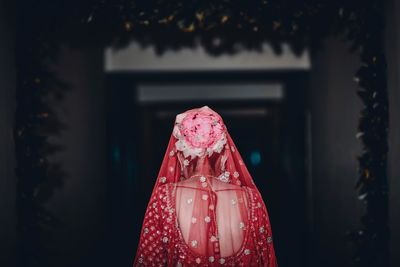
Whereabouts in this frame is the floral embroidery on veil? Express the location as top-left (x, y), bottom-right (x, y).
top-left (134, 106), bottom-right (278, 267)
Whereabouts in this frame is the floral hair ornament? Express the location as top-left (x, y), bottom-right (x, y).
top-left (173, 106), bottom-right (227, 160)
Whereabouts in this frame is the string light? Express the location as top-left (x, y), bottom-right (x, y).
top-left (221, 15), bottom-right (229, 24)
top-left (196, 12), bottom-right (204, 22)
top-left (272, 21), bottom-right (281, 30)
top-left (124, 21), bottom-right (133, 31)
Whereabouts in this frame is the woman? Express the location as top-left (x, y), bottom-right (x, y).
top-left (134, 106), bottom-right (278, 266)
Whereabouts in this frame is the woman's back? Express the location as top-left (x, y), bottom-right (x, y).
top-left (175, 175), bottom-right (250, 258)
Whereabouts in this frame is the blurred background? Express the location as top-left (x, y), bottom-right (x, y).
top-left (106, 54), bottom-right (307, 267)
top-left (1, 0), bottom-right (400, 267)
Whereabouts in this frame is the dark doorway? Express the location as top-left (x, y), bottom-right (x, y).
top-left (106, 71), bottom-right (308, 267)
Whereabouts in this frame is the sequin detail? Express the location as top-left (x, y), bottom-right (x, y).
top-left (133, 183), bottom-right (278, 266)
top-left (218, 171), bottom-right (230, 183)
top-left (191, 240), bottom-right (198, 248)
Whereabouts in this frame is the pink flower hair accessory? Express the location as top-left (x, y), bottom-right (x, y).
top-left (173, 106), bottom-right (227, 159)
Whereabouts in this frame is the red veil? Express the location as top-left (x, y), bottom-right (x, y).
top-left (134, 106), bottom-right (278, 266)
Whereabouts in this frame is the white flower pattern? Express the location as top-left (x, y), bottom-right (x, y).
top-left (134, 106), bottom-right (277, 267)
top-left (218, 171), bottom-right (230, 183)
top-left (134, 184), bottom-right (277, 267)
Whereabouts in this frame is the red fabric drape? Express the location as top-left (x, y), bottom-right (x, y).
top-left (134, 106), bottom-right (278, 266)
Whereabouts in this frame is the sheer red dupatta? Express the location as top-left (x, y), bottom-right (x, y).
top-left (134, 106), bottom-right (277, 266)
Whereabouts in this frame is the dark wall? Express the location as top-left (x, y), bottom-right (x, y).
top-left (46, 46), bottom-right (107, 267)
top-left (386, 0), bottom-right (400, 266)
top-left (310, 37), bottom-right (363, 267)
top-left (0, 1), bottom-right (16, 266)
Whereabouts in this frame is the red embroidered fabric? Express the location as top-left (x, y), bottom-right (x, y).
top-left (134, 106), bottom-right (278, 266)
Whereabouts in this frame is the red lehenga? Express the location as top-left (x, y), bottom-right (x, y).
top-left (134, 106), bottom-right (278, 267)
